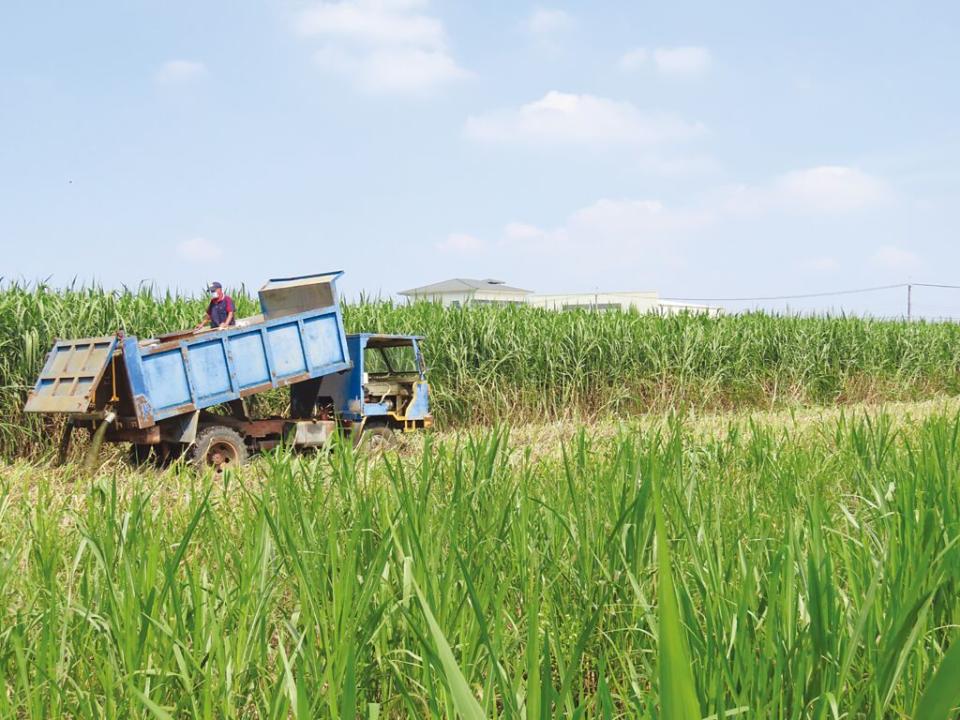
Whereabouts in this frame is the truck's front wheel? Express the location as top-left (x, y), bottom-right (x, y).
top-left (355, 422), bottom-right (397, 454)
top-left (190, 426), bottom-right (248, 472)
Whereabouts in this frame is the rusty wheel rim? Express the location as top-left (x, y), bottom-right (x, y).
top-left (206, 441), bottom-right (239, 471)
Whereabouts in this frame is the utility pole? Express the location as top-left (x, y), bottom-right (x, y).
top-left (907, 284), bottom-right (912, 321)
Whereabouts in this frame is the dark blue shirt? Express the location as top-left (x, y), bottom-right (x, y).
top-left (207, 295), bottom-right (235, 327)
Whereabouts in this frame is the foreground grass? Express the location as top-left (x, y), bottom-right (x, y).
top-left (2, 410), bottom-right (960, 718)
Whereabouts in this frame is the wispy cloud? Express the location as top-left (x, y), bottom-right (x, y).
top-left (442, 161), bottom-right (891, 290)
top-left (526, 7), bottom-right (574, 36)
top-left (620, 46), bottom-right (712, 76)
top-left (774, 166), bottom-right (889, 213)
top-left (464, 91), bottom-right (705, 147)
top-left (501, 198), bottom-right (709, 260)
top-left (872, 245), bottom-right (921, 270)
top-left (653, 46), bottom-right (712, 76)
top-left (296, 0), bottom-right (467, 94)
top-left (618, 47), bottom-right (648, 72)
top-left (721, 166), bottom-right (891, 216)
top-left (156, 60), bottom-right (207, 85)
top-left (176, 237), bottom-right (222, 262)
top-left (481, 165), bottom-right (890, 267)
top-left (435, 232), bottom-right (484, 254)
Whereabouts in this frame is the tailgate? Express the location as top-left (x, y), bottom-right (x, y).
top-left (24, 336), bottom-right (119, 414)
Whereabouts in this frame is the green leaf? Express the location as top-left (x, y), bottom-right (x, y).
top-left (130, 685), bottom-right (174, 720)
top-left (412, 578), bottom-right (485, 720)
top-left (655, 483), bottom-right (702, 720)
top-left (341, 643), bottom-right (357, 720)
top-left (915, 638), bottom-right (960, 720)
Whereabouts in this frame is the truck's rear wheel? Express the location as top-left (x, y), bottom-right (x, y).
top-left (130, 443), bottom-right (186, 469)
top-left (355, 423), bottom-right (397, 454)
top-left (129, 443), bottom-right (158, 468)
top-left (190, 426), bottom-right (248, 472)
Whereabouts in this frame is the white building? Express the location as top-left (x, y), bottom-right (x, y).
top-left (398, 278), bottom-right (533, 307)
top-left (529, 291), bottom-right (719, 316)
top-left (399, 279), bottom-right (721, 316)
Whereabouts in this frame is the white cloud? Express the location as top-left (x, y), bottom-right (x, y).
top-left (494, 166), bottom-right (888, 258)
top-left (459, 164), bottom-right (889, 285)
top-left (296, 0), bottom-right (466, 94)
top-left (504, 221), bottom-right (553, 242)
top-left (436, 232), bottom-right (484, 254)
top-left (298, 0), bottom-right (444, 47)
top-left (464, 91), bottom-right (705, 147)
top-left (176, 237), bottom-right (222, 263)
top-left (872, 245), bottom-right (920, 270)
top-left (568, 198), bottom-right (711, 237)
top-left (719, 166), bottom-right (890, 216)
top-left (527, 7), bottom-right (574, 36)
top-left (156, 60), bottom-right (207, 84)
top-left (774, 166), bottom-right (889, 213)
top-left (619, 47), bottom-right (648, 72)
top-left (314, 45), bottom-right (465, 93)
top-left (652, 46), bottom-right (711, 76)
top-left (502, 198), bottom-right (707, 261)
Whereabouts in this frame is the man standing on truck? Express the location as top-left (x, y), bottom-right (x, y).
top-left (194, 282), bottom-right (236, 330)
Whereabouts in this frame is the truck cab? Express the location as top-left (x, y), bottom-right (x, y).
top-left (319, 334), bottom-right (432, 440)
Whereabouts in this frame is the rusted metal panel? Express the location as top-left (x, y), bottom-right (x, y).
top-left (105, 425), bottom-right (161, 444)
top-left (258, 272), bottom-right (343, 319)
top-left (287, 420), bottom-right (336, 447)
top-left (231, 418), bottom-right (286, 438)
top-left (24, 336), bottom-right (118, 414)
top-left (121, 338), bottom-right (156, 428)
top-left (159, 411), bottom-right (200, 443)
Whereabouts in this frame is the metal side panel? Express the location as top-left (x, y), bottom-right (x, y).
top-left (127, 304), bottom-right (352, 424)
top-left (24, 336), bottom-right (118, 414)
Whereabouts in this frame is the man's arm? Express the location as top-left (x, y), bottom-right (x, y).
top-left (193, 308), bottom-right (212, 331)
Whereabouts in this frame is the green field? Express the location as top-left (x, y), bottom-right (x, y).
top-left (2, 284), bottom-right (960, 718)
top-left (5, 283), bottom-right (960, 457)
top-left (2, 408), bottom-right (960, 717)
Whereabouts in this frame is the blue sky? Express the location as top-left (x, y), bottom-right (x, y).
top-left (2, 0), bottom-right (959, 316)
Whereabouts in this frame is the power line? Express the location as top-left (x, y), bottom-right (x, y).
top-left (913, 283), bottom-right (960, 290)
top-left (662, 283), bottom-right (909, 303)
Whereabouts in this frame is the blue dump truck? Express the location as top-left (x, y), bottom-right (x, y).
top-left (23, 272), bottom-right (432, 469)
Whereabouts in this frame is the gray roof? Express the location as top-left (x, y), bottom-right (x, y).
top-left (399, 278), bottom-right (533, 296)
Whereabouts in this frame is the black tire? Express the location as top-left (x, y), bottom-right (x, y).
top-left (355, 423), bottom-right (397, 454)
top-left (129, 443), bottom-right (159, 468)
top-left (190, 426), bottom-right (248, 472)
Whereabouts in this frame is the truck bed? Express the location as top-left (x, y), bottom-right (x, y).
top-left (24, 272), bottom-right (352, 429)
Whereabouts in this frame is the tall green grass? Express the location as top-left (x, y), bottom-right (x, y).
top-left (4, 282), bottom-right (960, 456)
top-left (1, 411), bottom-right (959, 717)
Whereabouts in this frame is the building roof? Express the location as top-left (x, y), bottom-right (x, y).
top-left (399, 278), bottom-right (533, 296)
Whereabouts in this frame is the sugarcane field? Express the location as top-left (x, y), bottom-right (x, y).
top-left (3, 2), bottom-right (960, 719)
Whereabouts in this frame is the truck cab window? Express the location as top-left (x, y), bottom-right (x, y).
top-left (364, 344), bottom-right (418, 376)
